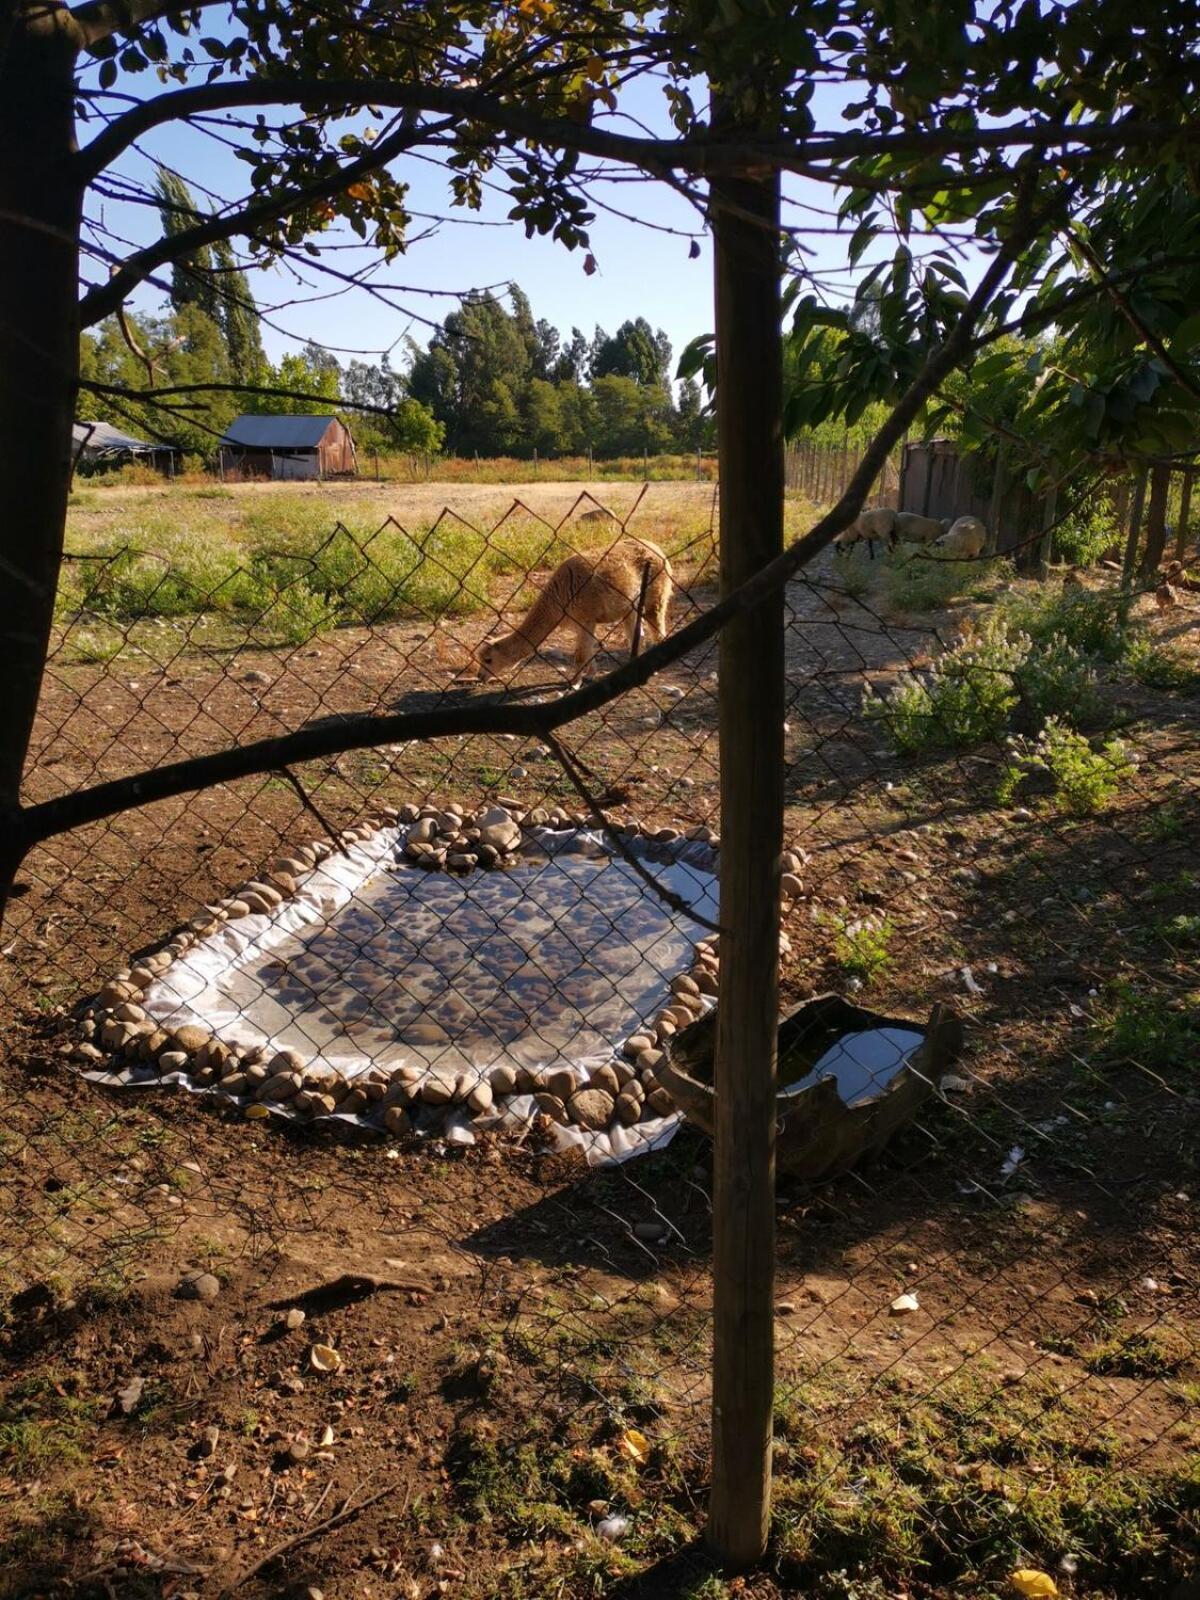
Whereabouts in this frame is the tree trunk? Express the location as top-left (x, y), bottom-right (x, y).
top-left (1175, 469), bottom-right (1193, 564)
top-left (1122, 469), bottom-right (1148, 588)
top-left (707, 128), bottom-right (783, 1568)
top-left (1139, 462), bottom-right (1171, 581)
top-left (0, 5), bottom-right (83, 902)
top-left (1036, 484), bottom-right (1058, 577)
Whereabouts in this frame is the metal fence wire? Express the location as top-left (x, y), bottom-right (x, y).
top-left (0, 472), bottom-right (1197, 1600)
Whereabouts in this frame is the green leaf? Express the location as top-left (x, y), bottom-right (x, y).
top-left (848, 216), bottom-right (877, 267)
top-left (1170, 311), bottom-right (1200, 353)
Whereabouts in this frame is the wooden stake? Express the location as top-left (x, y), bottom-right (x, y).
top-left (707, 110), bottom-right (782, 1571)
top-left (1139, 462), bottom-right (1171, 580)
top-left (1122, 468), bottom-right (1148, 587)
top-left (1175, 468), bottom-right (1193, 563)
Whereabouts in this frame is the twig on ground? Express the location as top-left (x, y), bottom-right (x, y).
top-left (219, 1480), bottom-right (401, 1595)
top-left (266, 1272), bottom-right (431, 1311)
top-left (544, 729), bottom-right (724, 934)
top-left (276, 765), bottom-right (353, 860)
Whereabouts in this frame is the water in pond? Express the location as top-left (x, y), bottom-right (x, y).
top-left (145, 832), bottom-right (719, 1082)
top-left (782, 1026), bottom-right (926, 1106)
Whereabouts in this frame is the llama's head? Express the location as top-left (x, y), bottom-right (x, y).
top-left (475, 632), bottom-right (527, 680)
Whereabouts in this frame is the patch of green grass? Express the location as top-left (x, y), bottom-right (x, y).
top-left (1144, 799), bottom-right (1190, 842)
top-left (833, 548), bottom-right (873, 599)
top-left (60, 624), bottom-right (126, 664)
top-left (0, 1374), bottom-right (102, 1475)
top-left (771, 1369), bottom-right (1200, 1596)
top-left (830, 912), bottom-right (894, 984)
top-left (1004, 582), bottom-right (1132, 661)
top-left (448, 1430), bottom-right (598, 1534)
top-left (0, 1418), bottom-right (89, 1474)
top-left (1093, 982), bottom-right (1199, 1077)
top-left (1144, 869), bottom-right (1200, 904)
top-left (252, 578), bottom-right (341, 645)
top-left (1085, 1327), bottom-right (1189, 1379)
top-left (880, 552), bottom-right (1009, 614)
top-left (1159, 912), bottom-right (1200, 948)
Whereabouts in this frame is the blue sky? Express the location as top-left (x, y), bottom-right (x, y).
top-left (84, 54), bottom-right (909, 382)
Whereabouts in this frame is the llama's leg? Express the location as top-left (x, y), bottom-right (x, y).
top-left (646, 578), bottom-right (670, 643)
top-left (625, 591), bottom-right (660, 653)
top-left (572, 624), bottom-right (600, 681)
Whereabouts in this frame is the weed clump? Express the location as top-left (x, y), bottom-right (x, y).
top-left (880, 553), bottom-right (1009, 614)
top-left (863, 615), bottom-right (1099, 754)
top-left (1000, 719), bottom-right (1135, 815)
top-left (830, 913), bottom-right (894, 984)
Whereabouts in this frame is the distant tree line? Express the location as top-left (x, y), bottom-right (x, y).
top-left (77, 172), bottom-right (712, 467)
top-left (407, 288), bottom-right (711, 458)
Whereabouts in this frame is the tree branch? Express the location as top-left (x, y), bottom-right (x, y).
top-left (80, 376), bottom-right (415, 421)
top-left (78, 116), bottom-right (455, 327)
top-left (70, 0), bottom-right (227, 51)
top-left (19, 228), bottom-right (1026, 857)
top-left (75, 72), bottom-right (1200, 190)
top-left (1071, 231), bottom-right (1200, 407)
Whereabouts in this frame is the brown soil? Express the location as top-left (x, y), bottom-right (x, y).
top-left (2, 507), bottom-right (1198, 1599)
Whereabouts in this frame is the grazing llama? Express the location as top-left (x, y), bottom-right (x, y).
top-left (476, 536), bottom-right (673, 683)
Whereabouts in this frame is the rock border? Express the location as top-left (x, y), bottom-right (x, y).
top-left (62, 800), bottom-right (808, 1146)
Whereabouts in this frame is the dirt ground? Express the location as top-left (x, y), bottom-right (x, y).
top-left (2, 483), bottom-right (1198, 1599)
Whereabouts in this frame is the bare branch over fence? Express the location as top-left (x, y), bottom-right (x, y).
top-left (14, 232), bottom-right (1025, 864)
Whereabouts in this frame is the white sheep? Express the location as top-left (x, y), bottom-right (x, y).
top-left (933, 515), bottom-right (988, 559)
top-left (832, 507), bottom-right (897, 560)
top-left (893, 511), bottom-right (950, 546)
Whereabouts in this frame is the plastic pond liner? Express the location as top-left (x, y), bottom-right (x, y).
top-left (68, 801), bottom-right (943, 1170)
top-left (73, 807), bottom-right (724, 1165)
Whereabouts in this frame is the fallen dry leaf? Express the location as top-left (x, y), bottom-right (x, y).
top-left (616, 1428), bottom-right (650, 1466)
top-left (1010, 1571), bottom-right (1059, 1598)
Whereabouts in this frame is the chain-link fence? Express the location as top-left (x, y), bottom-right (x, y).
top-left (1, 478), bottom-right (1197, 1599)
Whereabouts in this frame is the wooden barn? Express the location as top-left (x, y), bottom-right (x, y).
top-left (218, 415), bottom-right (357, 481)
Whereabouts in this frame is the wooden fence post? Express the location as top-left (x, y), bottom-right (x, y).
top-left (1139, 462), bottom-right (1172, 581)
top-left (1175, 467), bottom-right (1194, 563)
top-left (1036, 482), bottom-right (1059, 575)
top-left (986, 448), bottom-right (1008, 557)
top-left (707, 109), bottom-right (783, 1570)
top-left (1122, 468), bottom-right (1148, 587)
